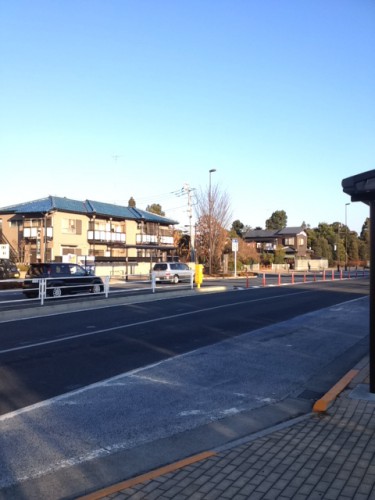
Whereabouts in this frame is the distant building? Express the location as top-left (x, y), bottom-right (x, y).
top-left (0, 196), bottom-right (178, 274)
top-left (243, 227), bottom-right (308, 259)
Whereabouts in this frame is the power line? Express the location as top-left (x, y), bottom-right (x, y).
top-left (114, 185), bottom-right (197, 210)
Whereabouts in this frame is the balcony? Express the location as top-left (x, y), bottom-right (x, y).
top-left (24, 227), bottom-right (53, 240)
top-left (160, 235), bottom-right (174, 245)
top-left (87, 230), bottom-right (126, 244)
top-left (136, 234), bottom-right (174, 245)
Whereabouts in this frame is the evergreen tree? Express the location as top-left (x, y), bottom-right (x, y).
top-left (231, 220), bottom-right (244, 238)
top-left (146, 203), bottom-right (165, 216)
top-left (265, 210), bottom-right (287, 230)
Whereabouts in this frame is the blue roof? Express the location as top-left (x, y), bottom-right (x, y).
top-left (0, 196), bottom-right (178, 225)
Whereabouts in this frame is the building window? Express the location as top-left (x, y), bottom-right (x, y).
top-left (61, 246), bottom-right (82, 256)
top-left (62, 218), bottom-right (82, 235)
top-left (285, 237), bottom-right (295, 246)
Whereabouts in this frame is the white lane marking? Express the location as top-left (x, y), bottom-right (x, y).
top-left (0, 290), bottom-right (310, 355)
top-left (0, 357), bottom-right (170, 421)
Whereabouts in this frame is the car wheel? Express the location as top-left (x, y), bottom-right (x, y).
top-left (50, 286), bottom-right (62, 298)
top-left (173, 275), bottom-right (179, 284)
top-left (91, 283), bottom-right (102, 294)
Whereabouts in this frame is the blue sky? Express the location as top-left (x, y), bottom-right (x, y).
top-left (1, 0), bottom-right (374, 233)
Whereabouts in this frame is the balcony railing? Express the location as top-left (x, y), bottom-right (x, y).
top-left (24, 228), bottom-right (53, 239)
top-left (160, 235), bottom-right (174, 245)
top-left (87, 230), bottom-right (126, 243)
top-left (136, 234), bottom-right (174, 245)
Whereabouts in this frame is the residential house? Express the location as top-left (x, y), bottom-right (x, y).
top-left (0, 196), bottom-right (178, 275)
top-left (243, 227), bottom-right (308, 260)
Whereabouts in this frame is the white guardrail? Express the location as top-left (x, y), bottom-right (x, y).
top-left (0, 272), bottom-right (195, 306)
top-left (150, 271), bottom-right (194, 293)
top-left (36, 276), bottom-right (111, 305)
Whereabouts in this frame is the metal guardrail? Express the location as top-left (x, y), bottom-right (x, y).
top-left (257, 269), bottom-right (369, 287)
top-left (0, 272), bottom-right (195, 306)
top-left (0, 276), bottom-right (110, 306)
top-left (150, 271), bottom-right (194, 293)
top-left (35, 276), bottom-right (111, 305)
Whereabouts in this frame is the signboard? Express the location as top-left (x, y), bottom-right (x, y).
top-left (0, 244), bottom-right (10, 259)
top-left (232, 238), bottom-right (238, 252)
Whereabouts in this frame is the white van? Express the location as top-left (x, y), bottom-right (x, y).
top-left (152, 262), bottom-right (193, 284)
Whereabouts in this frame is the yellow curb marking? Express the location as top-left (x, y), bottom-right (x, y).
top-left (78, 450), bottom-right (216, 500)
top-left (313, 369), bottom-right (359, 412)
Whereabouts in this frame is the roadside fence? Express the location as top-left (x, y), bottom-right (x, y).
top-left (0, 272), bottom-right (195, 307)
top-left (259, 269), bottom-right (369, 287)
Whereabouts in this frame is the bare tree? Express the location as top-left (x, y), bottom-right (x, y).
top-left (194, 184), bottom-right (232, 273)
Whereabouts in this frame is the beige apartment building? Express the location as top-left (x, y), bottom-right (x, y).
top-left (0, 196), bottom-right (178, 276)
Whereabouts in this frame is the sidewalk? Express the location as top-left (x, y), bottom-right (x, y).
top-left (80, 357), bottom-right (375, 500)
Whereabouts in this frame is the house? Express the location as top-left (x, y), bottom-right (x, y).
top-left (0, 196), bottom-right (178, 275)
top-left (243, 227), bottom-right (308, 259)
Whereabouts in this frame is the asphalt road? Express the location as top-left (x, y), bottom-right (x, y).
top-left (0, 278), bottom-right (370, 498)
top-left (0, 278), bottom-right (369, 415)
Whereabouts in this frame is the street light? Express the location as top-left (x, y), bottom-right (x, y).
top-left (345, 203), bottom-right (350, 271)
top-left (209, 168), bottom-right (216, 275)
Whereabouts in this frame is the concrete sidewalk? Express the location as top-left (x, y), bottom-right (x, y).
top-left (80, 357), bottom-right (375, 500)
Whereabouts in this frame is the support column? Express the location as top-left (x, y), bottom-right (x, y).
top-left (370, 201), bottom-right (375, 392)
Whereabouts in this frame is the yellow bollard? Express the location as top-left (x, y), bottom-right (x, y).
top-left (194, 264), bottom-right (204, 289)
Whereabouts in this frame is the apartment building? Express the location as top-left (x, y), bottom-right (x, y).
top-left (0, 196), bottom-right (178, 275)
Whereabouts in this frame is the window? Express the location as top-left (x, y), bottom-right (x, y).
top-left (69, 265), bottom-right (86, 276)
top-left (61, 246), bottom-right (82, 256)
top-left (62, 218), bottom-right (82, 235)
top-left (154, 264), bottom-right (167, 271)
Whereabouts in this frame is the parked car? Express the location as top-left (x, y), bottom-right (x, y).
top-left (152, 262), bottom-right (193, 284)
top-left (22, 262), bottom-right (104, 298)
top-left (0, 259), bottom-right (20, 279)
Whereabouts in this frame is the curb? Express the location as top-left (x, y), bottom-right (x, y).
top-left (312, 368), bottom-right (359, 412)
top-left (77, 451), bottom-right (216, 500)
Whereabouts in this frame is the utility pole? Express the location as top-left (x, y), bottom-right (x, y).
top-left (182, 183), bottom-right (195, 261)
top-left (209, 169), bottom-right (216, 275)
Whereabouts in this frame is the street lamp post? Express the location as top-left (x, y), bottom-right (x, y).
top-left (208, 168), bottom-right (216, 275)
top-left (345, 203), bottom-right (350, 271)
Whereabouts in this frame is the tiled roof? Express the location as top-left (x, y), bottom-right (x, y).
top-left (243, 229), bottom-right (277, 238)
top-left (0, 196), bottom-right (178, 225)
top-left (277, 227), bottom-right (305, 235)
top-left (244, 227), bottom-right (305, 239)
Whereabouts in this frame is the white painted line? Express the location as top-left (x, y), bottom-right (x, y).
top-left (0, 357), bottom-right (169, 421)
top-left (0, 290), bottom-right (310, 355)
